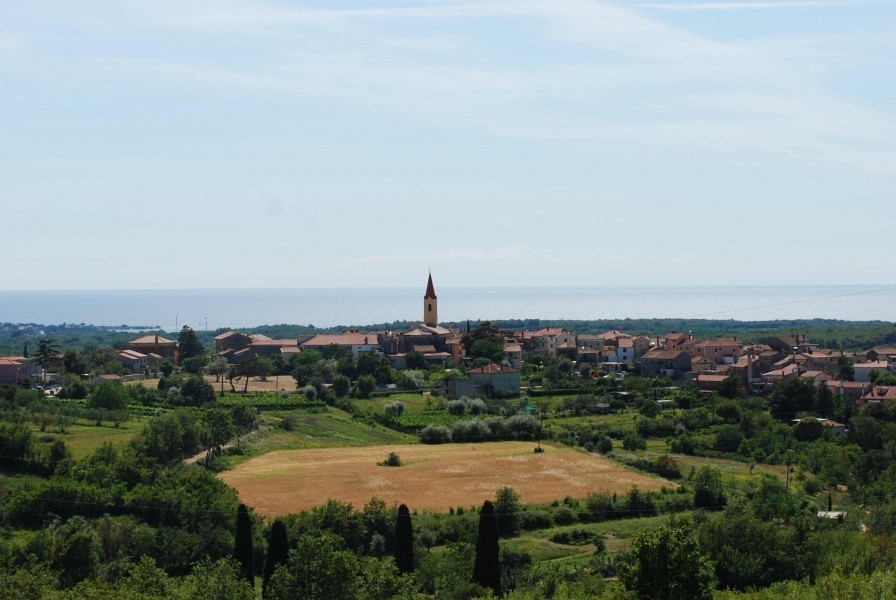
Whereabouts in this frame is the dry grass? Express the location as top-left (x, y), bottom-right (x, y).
top-left (220, 442), bottom-right (670, 516)
top-left (125, 376), bottom-right (297, 393)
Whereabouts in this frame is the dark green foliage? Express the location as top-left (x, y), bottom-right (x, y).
top-left (470, 338), bottom-right (505, 363)
top-left (267, 533), bottom-right (359, 600)
top-left (472, 500), bottom-right (502, 596)
top-left (263, 520), bottom-right (290, 598)
top-left (693, 466), bottom-right (726, 509)
top-left (623, 431), bottom-right (647, 451)
top-left (495, 487), bottom-right (521, 536)
top-left (394, 504), bottom-right (414, 575)
top-left (769, 377), bottom-right (818, 419)
top-left (698, 508), bottom-right (807, 590)
top-left (332, 374), bottom-right (351, 397)
top-left (88, 381), bottom-right (128, 411)
top-left (718, 376), bottom-right (744, 399)
top-left (380, 452), bottom-right (402, 466)
top-left (177, 326), bottom-right (205, 363)
top-left (234, 504), bottom-right (254, 586)
top-left (404, 350), bottom-right (426, 370)
top-left (623, 523), bottom-right (714, 600)
top-left (159, 360), bottom-right (174, 377)
top-left (794, 417), bottom-right (825, 442)
top-left (357, 374), bottom-right (376, 398)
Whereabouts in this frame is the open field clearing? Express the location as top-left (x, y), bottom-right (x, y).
top-left (125, 376), bottom-right (298, 393)
top-left (220, 409), bottom-right (415, 469)
top-left (615, 438), bottom-right (788, 484)
top-left (28, 419), bottom-right (143, 458)
top-left (221, 442), bottom-right (671, 516)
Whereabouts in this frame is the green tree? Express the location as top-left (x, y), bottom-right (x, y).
top-left (769, 377), bottom-right (817, 420)
top-left (88, 381), bottom-right (129, 411)
top-left (462, 321), bottom-right (504, 354)
top-left (394, 504), bottom-right (414, 575)
top-left (267, 533), bottom-right (360, 600)
top-left (159, 360), bottom-right (174, 377)
top-left (357, 374), bottom-right (376, 399)
top-left (62, 349), bottom-right (87, 375)
top-left (622, 523), bottom-right (714, 600)
top-left (494, 487), bottom-right (521, 536)
top-left (201, 408), bottom-right (234, 464)
top-left (231, 404), bottom-right (257, 449)
top-left (836, 355), bottom-right (854, 381)
top-left (262, 520), bottom-right (290, 599)
top-left (693, 466), bottom-right (726, 509)
top-left (178, 326), bottom-right (205, 363)
top-left (717, 376), bottom-right (744, 399)
top-left (405, 350), bottom-right (426, 370)
top-left (793, 417), bottom-right (824, 442)
top-left (470, 339), bottom-right (505, 364)
top-left (234, 504), bottom-right (254, 587)
top-left (32, 338), bottom-right (62, 382)
top-left (332, 374), bottom-right (351, 397)
top-left (180, 557), bottom-right (255, 600)
top-left (472, 500), bottom-right (502, 596)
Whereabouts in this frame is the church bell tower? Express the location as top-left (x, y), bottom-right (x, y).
top-left (424, 272), bottom-right (438, 326)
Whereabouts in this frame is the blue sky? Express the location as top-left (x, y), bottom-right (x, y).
top-left (2, 0), bottom-right (894, 290)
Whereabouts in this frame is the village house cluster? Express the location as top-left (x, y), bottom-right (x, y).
top-left (2, 275), bottom-right (895, 408)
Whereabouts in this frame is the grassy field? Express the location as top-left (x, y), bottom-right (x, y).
top-left (220, 441), bottom-right (672, 517)
top-left (28, 419), bottom-right (144, 459)
top-left (613, 438), bottom-right (788, 485)
top-left (219, 408), bottom-right (416, 469)
top-left (503, 512), bottom-right (689, 562)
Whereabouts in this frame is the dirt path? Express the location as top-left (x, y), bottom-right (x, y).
top-left (183, 426), bottom-right (269, 465)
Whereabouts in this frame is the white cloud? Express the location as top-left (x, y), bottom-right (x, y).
top-left (639, 0), bottom-right (896, 11)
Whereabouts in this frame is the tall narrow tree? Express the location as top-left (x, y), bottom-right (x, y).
top-left (234, 504), bottom-right (254, 587)
top-left (472, 500), bottom-right (502, 596)
top-left (262, 519), bottom-right (289, 598)
top-left (394, 504), bottom-right (414, 574)
top-left (32, 338), bottom-right (62, 383)
top-left (177, 325), bottom-right (205, 363)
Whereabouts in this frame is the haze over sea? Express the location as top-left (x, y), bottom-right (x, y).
top-left (1, 286), bottom-right (894, 331)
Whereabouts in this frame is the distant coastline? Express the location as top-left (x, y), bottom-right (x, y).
top-left (0, 285), bottom-right (894, 330)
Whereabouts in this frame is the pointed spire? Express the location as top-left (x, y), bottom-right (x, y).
top-left (425, 271), bottom-right (437, 299)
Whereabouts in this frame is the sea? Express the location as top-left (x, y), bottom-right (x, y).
top-left (0, 285), bottom-right (894, 331)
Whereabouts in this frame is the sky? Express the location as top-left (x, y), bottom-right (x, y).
top-left (1, 0), bottom-right (895, 290)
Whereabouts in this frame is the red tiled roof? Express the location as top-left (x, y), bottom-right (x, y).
top-left (641, 349), bottom-right (687, 360)
top-left (467, 363), bottom-right (519, 374)
top-left (130, 335), bottom-right (175, 345)
top-left (214, 331), bottom-right (240, 340)
top-left (300, 333), bottom-right (378, 347)
top-left (250, 339), bottom-right (299, 347)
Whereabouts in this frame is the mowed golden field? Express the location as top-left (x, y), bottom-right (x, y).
top-left (220, 442), bottom-right (671, 516)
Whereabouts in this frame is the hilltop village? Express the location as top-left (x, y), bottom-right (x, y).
top-left (3, 275), bottom-right (896, 598)
top-left (3, 275), bottom-right (896, 410)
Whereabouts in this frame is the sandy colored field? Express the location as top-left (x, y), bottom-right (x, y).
top-left (220, 442), bottom-right (670, 516)
top-left (126, 376), bottom-right (297, 393)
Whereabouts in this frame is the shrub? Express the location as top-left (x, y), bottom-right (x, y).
top-left (622, 432), bottom-right (647, 451)
top-left (554, 508), bottom-right (576, 526)
top-left (468, 398), bottom-right (488, 415)
top-left (550, 528), bottom-right (595, 546)
top-left (419, 425), bottom-right (452, 444)
top-left (379, 452), bottom-right (402, 467)
top-left (384, 401), bottom-right (405, 418)
top-left (447, 400), bottom-right (466, 416)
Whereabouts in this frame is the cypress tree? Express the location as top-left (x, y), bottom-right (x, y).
top-left (262, 519), bottom-right (289, 598)
top-left (394, 503), bottom-right (414, 574)
top-left (472, 500), bottom-right (502, 596)
top-left (234, 503), bottom-right (254, 586)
